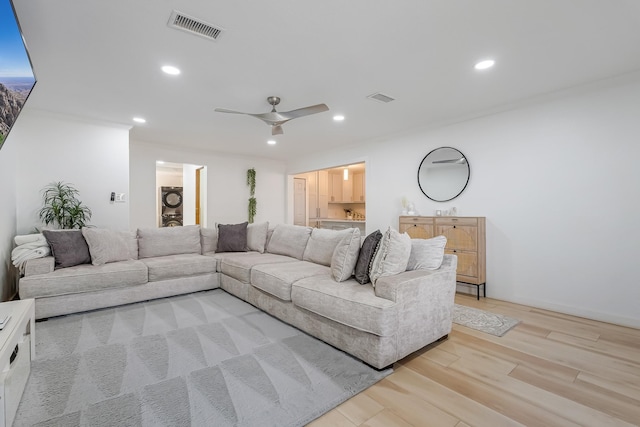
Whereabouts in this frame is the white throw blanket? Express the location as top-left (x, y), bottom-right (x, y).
top-left (12, 234), bottom-right (51, 274)
top-left (15, 233), bottom-right (47, 246)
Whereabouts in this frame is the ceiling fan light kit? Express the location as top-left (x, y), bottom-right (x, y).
top-left (215, 96), bottom-right (329, 135)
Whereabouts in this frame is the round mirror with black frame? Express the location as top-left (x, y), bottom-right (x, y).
top-left (417, 147), bottom-right (470, 202)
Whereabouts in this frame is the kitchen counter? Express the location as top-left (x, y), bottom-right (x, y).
top-left (319, 219), bottom-right (366, 223)
top-left (318, 219), bottom-right (366, 232)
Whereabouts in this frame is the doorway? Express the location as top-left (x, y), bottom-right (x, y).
top-left (292, 162), bottom-right (366, 230)
top-left (156, 162), bottom-right (207, 227)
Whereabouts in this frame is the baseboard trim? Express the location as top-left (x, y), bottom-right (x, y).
top-left (508, 296), bottom-right (640, 329)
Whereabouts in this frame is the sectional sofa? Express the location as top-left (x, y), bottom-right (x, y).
top-left (19, 223), bottom-right (457, 369)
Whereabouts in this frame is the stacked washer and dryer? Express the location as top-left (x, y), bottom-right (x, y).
top-left (160, 186), bottom-right (183, 227)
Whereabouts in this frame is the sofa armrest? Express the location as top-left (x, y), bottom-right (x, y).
top-left (24, 256), bottom-right (55, 276)
top-left (374, 254), bottom-right (457, 303)
top-left (373, 254), bottom-right (458, 359)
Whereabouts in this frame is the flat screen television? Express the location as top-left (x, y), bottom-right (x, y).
top-left (0, 0), bottom-right (36, 151)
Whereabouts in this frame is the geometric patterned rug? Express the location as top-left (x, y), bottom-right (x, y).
top-left (453, 304), bottom-right (520, 337)
top-left (14, 289), bottom-right (391, 426)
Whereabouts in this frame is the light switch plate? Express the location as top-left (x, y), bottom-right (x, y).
top-left (115, 193), bottom-right (126, 203)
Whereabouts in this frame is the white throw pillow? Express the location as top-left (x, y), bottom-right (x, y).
top-left (369, 227), bottom-right (412, 286)
top-left (406, 235), bottom-right (447, 270)
top-left (81, 228), bottom-right (134, 266)
top-left (330, 228), bottom-right (361, 282)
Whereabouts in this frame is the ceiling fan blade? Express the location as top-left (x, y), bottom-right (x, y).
top-left (280, 104), bottom-right (329, 119)
top-left (272, 125), bottom-right (284, 135)
top-left (214, 108), bottom-right (248, 115)
top-left (432, 158), bottom-right (467, 164)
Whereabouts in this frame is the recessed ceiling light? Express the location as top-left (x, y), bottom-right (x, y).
top-left (133, 117), bottom-right (146, 123)
top-left (161, 65), bottom-right (181, 75)
top-left (333, 115), bottom-right (345, 122)
top-left (267, 140), bottom-right (277, 145)
top-left (474, 59), bottom-right (495, 70)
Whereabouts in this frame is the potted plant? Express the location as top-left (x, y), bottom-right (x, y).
top-left (38, 181), bottom-right (92, 229)
top-left (247, 168), bottom-right (257, 223)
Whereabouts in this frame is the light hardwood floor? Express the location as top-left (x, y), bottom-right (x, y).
top-left (308, 293), bottom-right (640, 427)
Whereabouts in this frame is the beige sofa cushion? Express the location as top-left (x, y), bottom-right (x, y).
top-left (247, 221), bottom-right (269, 253)
top-left (302, 228), bottom-right (355, 267)
top-left (266, 224), bottom-right (312, 260)
top-left (140, 254), bottom-right (217, 282)
top-left (219, 252), bottom-right (297, 283)
top-left (251, 261), bottom-right (330, 301)
top-left (82, 228), bottom-right (138, 265)
top-left (19, 260), bottom-right (148, 298)
top-left (138, 225), bottom-right (201, 258)
top-left (291, 275), bottom-right (398, 337)
top-left (200, 227), bottom-right (218, 254)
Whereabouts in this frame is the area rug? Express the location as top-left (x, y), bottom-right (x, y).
top-left (453, 304), bottom-right (520, 337)
top-left (14, 290), bottom-right (391, 427)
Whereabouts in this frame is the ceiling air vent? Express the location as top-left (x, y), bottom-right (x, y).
top-left (167, 10), bottom-right (224, 41)
top-left (367, 92), bottom-right (395, 103)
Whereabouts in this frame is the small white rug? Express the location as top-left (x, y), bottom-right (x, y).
top-left (453, 304), bottom-right (520, 337)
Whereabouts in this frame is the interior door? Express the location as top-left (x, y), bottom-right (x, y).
top-left (293, 178), bottom-right (307, 226)
top-left (195, 167), bottom-right (203, 225)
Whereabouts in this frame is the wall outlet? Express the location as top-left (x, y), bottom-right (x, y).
top-left (115, 193), bottom-right (126, 203)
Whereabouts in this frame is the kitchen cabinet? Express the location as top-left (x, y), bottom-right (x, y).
top-left (352, 172), bottom-right (365, 202)
top-left (307, 171), bottom-right (329, 225)
top-left (329, 173), bottom-right (343, 202)
top-left (329, 171), bottom-right (362, 203)
top-left (342, 175), bottom-right (353, 202)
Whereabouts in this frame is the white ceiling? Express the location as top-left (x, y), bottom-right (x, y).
top-left (14, 0), bottom-right (640, 161)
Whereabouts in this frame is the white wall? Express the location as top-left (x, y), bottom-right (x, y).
top-left (130, 141), bottom-right (286, 230)
top-left (182, 163), bottom-right (198, 226)
top-left (12, 110), bottom-right (131, 233)
top-left (287, 76), bottom-right (640, 328)
top-left (0, 127), bottom-right (19, 300)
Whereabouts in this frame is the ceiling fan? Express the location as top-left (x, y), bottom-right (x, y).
top-left (215, 96), bottom-right (329, 135)
top-left (432, 158), bottom-right (467, 164)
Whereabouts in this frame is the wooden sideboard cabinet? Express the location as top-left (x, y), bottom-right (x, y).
top-left (399, 216), bottom-right (486, 299)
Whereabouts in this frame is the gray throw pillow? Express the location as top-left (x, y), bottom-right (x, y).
top-left (354, 230), bottom-right (383, 284)
top-left (42, 229), bottom-right (91, 269)
top-left (216, 222), bottom-right (249, 252)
